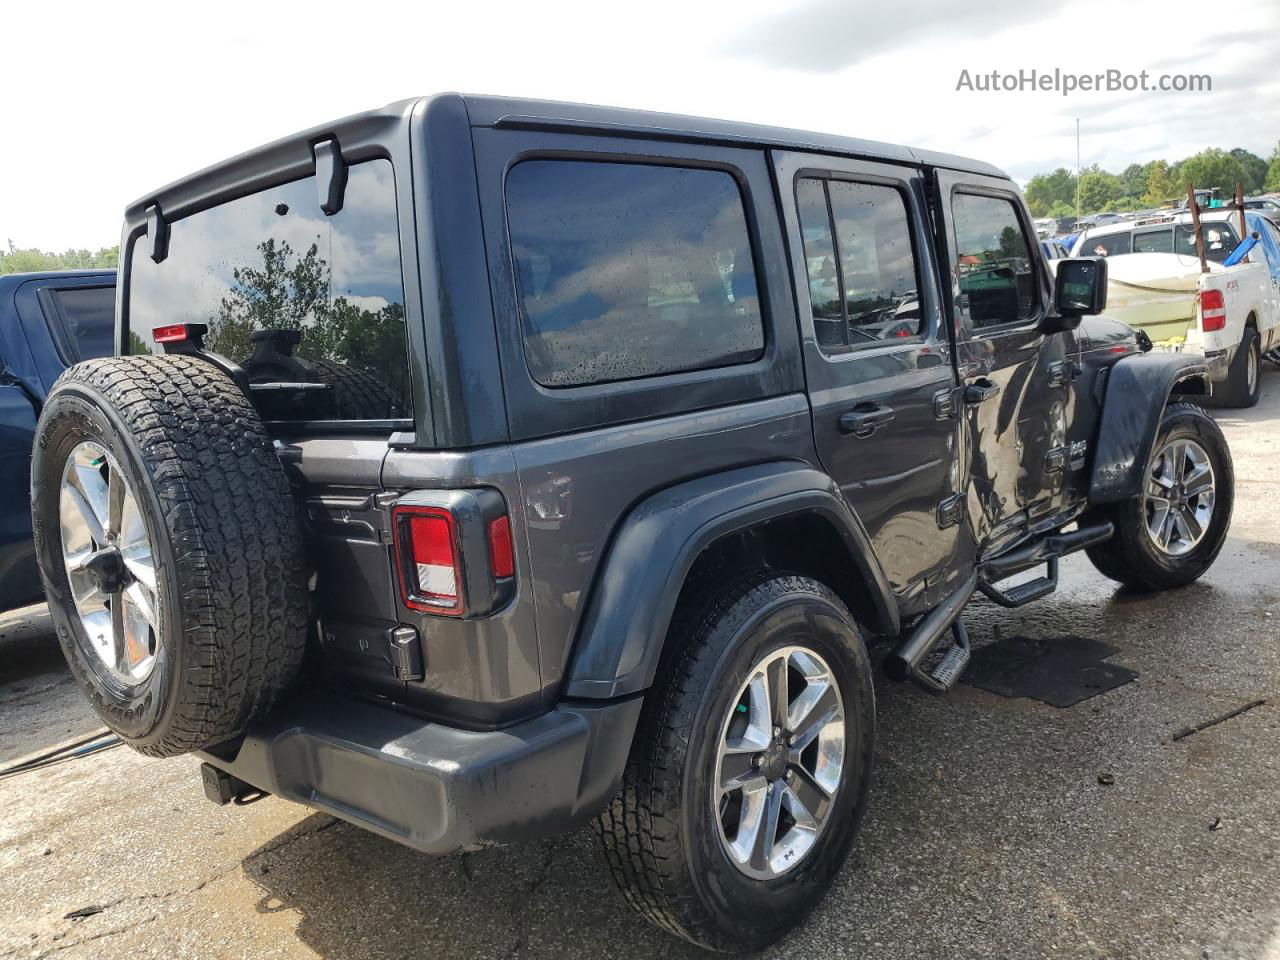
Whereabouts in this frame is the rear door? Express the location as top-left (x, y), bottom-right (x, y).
top-left (773, 151), bottom-right (967, 612)
top-left (934, 170), bottom-right (1077, 553)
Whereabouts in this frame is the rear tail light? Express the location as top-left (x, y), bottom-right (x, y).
top-left (394, 507), bottom-right (463, 615)
top-left (390, 492), bottom-right (515, 618)
top-left (1200, 289), bottom-right (1227, 332)
top-left (152, 323), bottom-right (190, 343)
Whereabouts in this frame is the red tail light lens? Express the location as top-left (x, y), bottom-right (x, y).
top-left (152, 323), bottom-right (189, 343)
top-left (487, 516), bottom-right (514, 579)
top-left (1200, 289), bottom-right (1227, 332)
top-left (394, 507), bottom-right (462, 615)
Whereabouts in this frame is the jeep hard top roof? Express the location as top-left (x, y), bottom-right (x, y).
top-left (122, 93), bottom-right (1009, 228)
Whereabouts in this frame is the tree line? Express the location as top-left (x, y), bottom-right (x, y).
top-left (0, 241), bottom-right (119, 275)
top-left (1026, 144), bottom-right (1280, 218)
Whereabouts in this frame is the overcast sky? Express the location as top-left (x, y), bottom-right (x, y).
top-left (4, 0), bottom-right (1278, 250)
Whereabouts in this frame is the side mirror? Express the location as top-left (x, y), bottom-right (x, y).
top-left (1054, 257), bottom-right (1108, 317)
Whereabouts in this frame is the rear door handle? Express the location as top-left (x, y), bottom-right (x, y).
top-left (839, 403), bottom-right (895, 437)
top-left (963, 378), bottom-right (1001, 404)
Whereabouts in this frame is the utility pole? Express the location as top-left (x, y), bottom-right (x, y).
top-left (1075, 118), bottom-right (1081, 217)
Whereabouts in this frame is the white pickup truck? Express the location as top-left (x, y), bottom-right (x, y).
top-left (1068, 209), bottom-right (1280, 407)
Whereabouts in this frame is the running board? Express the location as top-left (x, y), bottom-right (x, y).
top-left (977, 521), bottom-right (1113, 608)
top-left (978, 558), bottom-right (1059, 608)
top-left (883, 572), bottom-right (977, 695)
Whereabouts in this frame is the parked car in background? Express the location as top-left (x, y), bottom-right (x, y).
top-left (1243, 196), bottom-right (1280, 226)
top-left (0, 270), bottom-right (115, 609)
top-left (1074, 211), bottom-right (1280, 405)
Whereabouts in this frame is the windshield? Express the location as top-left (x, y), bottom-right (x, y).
top-left (126, 159), bottom-right (410, 423)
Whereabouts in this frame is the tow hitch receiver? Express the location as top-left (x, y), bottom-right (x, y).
top-left (200, 762), bottom-right (258, 806)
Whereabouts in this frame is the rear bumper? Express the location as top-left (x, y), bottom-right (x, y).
top-left (198, 690), bottom-right (642, 855)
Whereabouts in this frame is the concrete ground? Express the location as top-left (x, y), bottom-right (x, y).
top-left (3, 370), bottom-right (1280, 960)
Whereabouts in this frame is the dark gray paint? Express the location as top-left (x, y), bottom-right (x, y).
top-left (197, 689), bottom-right (641, 855)
top-left (566, 461), bottom-right (897, 698)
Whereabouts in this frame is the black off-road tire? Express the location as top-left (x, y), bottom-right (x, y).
top-left (595, 571), bottom-right (875, 952)
top-left (1085, 402), bottom-right (1233, 591)
top-left (1220, 326), bottom-right (1261, 409)
top-left (32, 355), bottom-right (307, 758)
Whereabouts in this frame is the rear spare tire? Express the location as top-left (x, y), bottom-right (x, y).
top-left (31, 355), bottom-right (307, 757)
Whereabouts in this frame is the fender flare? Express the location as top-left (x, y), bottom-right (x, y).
top-left (563, 461), bottom-right (897, 699)
top-left (1089, 352), bottom-right (1209, 504)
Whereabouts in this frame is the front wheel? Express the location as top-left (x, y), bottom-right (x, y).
top-left (1086, 402), bottom-right (1233, 591)
top-left (596, 572), bottom-right (875, 952)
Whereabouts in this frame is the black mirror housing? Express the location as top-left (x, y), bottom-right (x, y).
top-left (1055, 257), bottom-right (1108, 317)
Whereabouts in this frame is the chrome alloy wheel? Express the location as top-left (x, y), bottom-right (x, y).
top-left (712, 645), bottom-right (845, 880)
top-left (1144, 437), bottom-right (1216, 557)
top-left (59, 441), bottom-right (160, 683)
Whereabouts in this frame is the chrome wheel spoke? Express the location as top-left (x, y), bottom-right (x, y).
top-left (788, 682), bottom-right (839, 755)
top-left (787, 765), bottom-right (830, 825)
top-left (1183, 464), bottom-right (1213, 498)
top-left (749, 781), bottom-right (785, 873)
top-left (766, 656), bottom-right (789, 732)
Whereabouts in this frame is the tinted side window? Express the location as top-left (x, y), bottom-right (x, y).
top-left (952, 193), bottom-right (1037, 329)
top-left (506, 160), bottom-right (764, 388)
top-left (1178, 222), bottom-right (1239, 263)
top-left (795, 177), bottom-right (922, 352)
top-left (1133, 229), bottom-right (1173, 254)
top-left (1085, 232), bottom-right (1132, 257)
top-left (127, 159), bottom-right (410, 422)
top-left (48, 286), bottom-right (115, 360)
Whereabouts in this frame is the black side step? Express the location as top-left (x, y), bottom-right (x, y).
top-left (978, 558), bottom-right (1059, 608)
top-left (884, 572), bottom-right (977, 695)
top-left (977, 521), bottom-right (1114, 608)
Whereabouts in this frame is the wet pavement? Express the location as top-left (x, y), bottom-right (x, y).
top-left (3, 369), bottom-right (1279, 960)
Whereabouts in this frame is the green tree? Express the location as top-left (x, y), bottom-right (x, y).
top-left (205, 238), bottom-right (329, 359)
top-left (1119, 163), bottom-right (1149, 199)
top-left (1142, 160), bottom-right (1177, 205)
top-left (1265, 142), bottom-right (1280, 193)
top-left (0, 243), bottom-right (118, 275)
top-left (1229, 148), bottom-right (1268, 194)
top-left (1077, 171), bottom-right (1123, 213)
top-left (1178, 148), bottom-right (1248, 197)
top-left (1025, 168), bottom-right (1077, 216)
top-left (1045, 200), bottom-right (1076, 219)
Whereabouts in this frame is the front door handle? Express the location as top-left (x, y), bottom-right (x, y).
top-left (963, 378), bottom-right (1001, 405)
top-left (839, 403), bottom-right (896, 437)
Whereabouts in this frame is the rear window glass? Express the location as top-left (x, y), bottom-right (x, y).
top-left (505, 160), bottom-right (764, 388)
top-left (1177, 221), bottom-right (1239, 263)
top-left (48, 286), bottom-right (115, 360)
top-left (126, 159), bottom-right (410, 422)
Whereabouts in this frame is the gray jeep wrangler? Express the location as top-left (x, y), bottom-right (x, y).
top-left (31, 95), bottom-right (1231, 952)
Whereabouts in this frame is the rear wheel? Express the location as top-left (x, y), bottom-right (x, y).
top-left (1220, 326), bottom-right (1260, 408)
top-left (596, 572), bottom-right (875, 952)
top-left (32, 355), bottom-right (307, 757)
top-left (1086, 402), bottom-right (1233, 591)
